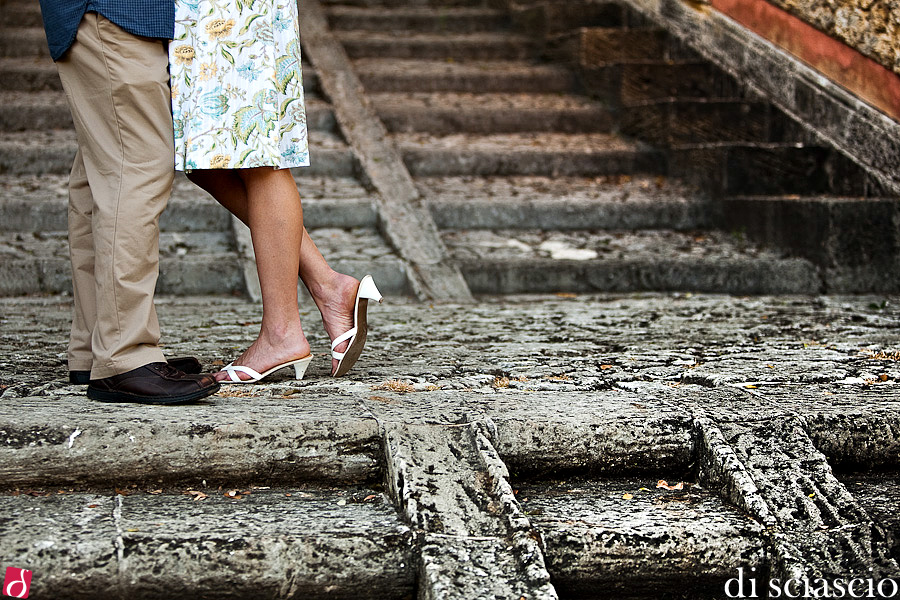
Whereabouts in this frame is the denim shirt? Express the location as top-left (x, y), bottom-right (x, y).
top-left (39, 0), bottom-right (174, 61)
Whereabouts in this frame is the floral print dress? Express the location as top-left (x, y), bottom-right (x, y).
top-left (170, 0), bottom-right (310, 171)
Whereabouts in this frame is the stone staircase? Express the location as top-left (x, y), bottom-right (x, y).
top-left (6, 0), bottom-right (892, 299)
top-left (321, 0), bottom-right (830, 295)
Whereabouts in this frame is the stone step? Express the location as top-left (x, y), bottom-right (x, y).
top-left (339, 30), bottom-right (537, 61)
top-left (622, 98), bottom-right (802, 145)
top-left (0, 488), bottom-right (414, 599)
top-left (0, 174), bottom-right (378, 232)
top-left (355, 58), bottom-right (577, 93)
top-left (0, 130), bottom-right (359, 176)
top-left (396, 132), bottom-right (666, 177)
top-left (0, 90), bottom-right (337, 133)
top-left (443, 228), bottom-right (822, 294)
top-left (518, 477), bottom-right (767, 597)
top-left (418, 175), bottom-right (713, 230)
top-left (0, 57), bottom-right (61, 91)
top-left (0, 27), bottom-right (48, 58)
top-left (549, 27), bottom-right (694, 66)
top-left (327, 5), bottom-right (509, 32)
top-left (0, 2), bottom-right (42, 27)
top-left (670, 143), bottom-right (880, 198)
top-left (582, 60), bottom-right (747, 106)
top-left (0, 225), bottom-right (408, 297)
top-left (373, 91), bottom-right (614, 135)
top-left (510, 0), bottom-right (626, 37)
top-left (0, 230), bottom-right (245, 296)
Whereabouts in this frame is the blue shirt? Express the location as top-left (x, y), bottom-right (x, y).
top-left (39, 0), bottom-right (174, 61)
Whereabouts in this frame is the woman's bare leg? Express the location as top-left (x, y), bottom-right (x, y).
top-left (207, 167), bottom-right (310, 381)
top-left (188, 170), bottom-right (357, 374)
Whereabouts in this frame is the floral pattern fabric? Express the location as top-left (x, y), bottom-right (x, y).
top-left (170, 0), bottom-right (310, 171)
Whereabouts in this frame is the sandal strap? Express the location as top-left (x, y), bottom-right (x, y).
top-left (331, 327), bottom-right (357, 360)
top-left (221, 364), bottom-right (263, 382)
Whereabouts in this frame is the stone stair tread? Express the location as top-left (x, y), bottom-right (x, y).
top-left (338, 30), bottom-right (537, 60)
top-left (396, 131), bottom-right (647, 152)
top-left (419, 175), bottom-right (711, 230)
top-left (0, 488), bottom-right (414, 598)
top-left (444, 228), bottom-right (822, 294)
top-left (443, 228), bottom-right (792, 261)
top-left (397, 132), bottom-right (665, 177)
top-left (0, 230), bottom-right (235, 259)
top-left (338, 30), bottom-right (528, 44)
top-left (519, 477), bottom-right (765, 592)
top-left (372, 91), bottom-right (606, 111)
top-left (327, 4), bottom-right (508, 30)
top-left (355, 57), bottom-right (576, 93)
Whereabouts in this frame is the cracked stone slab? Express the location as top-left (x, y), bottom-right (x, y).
top-left (0, 488), bottom-right (414, 599)
top-left (383, 422), bottom-right (557, 599)
top-left (518, 477), bottom-right (768, 597)
top-left (697, 416), bottom-right (900, 580)
top-left (0, 396), bottom-right (381, 489)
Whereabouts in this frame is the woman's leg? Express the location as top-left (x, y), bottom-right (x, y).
top-left (212, 167), bottom-right (310, 380)
top-left (188, 170), bottom-right (357, 375)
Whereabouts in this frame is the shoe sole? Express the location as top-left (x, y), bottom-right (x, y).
top-left (87, 382), bottom-right (220, 405)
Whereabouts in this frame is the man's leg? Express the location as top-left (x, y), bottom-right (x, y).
top-left (66, 148), bottom-right (95, 373)
top-left (55, 12), bottom-right (172, 379)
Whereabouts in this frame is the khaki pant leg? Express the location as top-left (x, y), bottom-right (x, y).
top-left (66, 148), bottom-right (95, 371)
top-left (55, 13), bottom-right (173, 379)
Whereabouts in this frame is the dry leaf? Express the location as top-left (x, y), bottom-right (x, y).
top-left (114, 488), bottom-right (132, 497)
top-left (364, 494), bottom-right (378, 502)
top-left (372, 379), bottom-right (416, 393)
top-left (184, 490), bottom-right (209, 501)
top-left (87, 504), bottom-right (99, 508)
top-left (600, 365), bottom-right (614, 370)
top-left (622, 493), bottom-right (634, 500)
top-left (657, 480), bottom-right (684, 491)
top-left (224, 489), bottom-right (243, 500)
top-left (146, 489), bottom-right (162, 495)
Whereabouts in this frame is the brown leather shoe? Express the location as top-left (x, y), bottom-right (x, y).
top-left (86, 362), bottom-right (219, 404)
top-left (69, 356), bottom-right (203, 385)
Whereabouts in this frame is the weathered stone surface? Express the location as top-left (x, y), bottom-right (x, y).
top-left (519, 478), bottom-right (768, 597)
top-left (422, 175), bottom-right (714, 231)
top-left (0, 395), bottom-right (381, 488)
top-left (0, 489), bottom-right (414, 599)
top-left (383, 422), bottom-right (557, 598)
top-left (698, 417), bottom-right (900, 580)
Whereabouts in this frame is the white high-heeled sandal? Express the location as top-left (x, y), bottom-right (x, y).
top-left (332, 275), bottom-right (383, 377)
top-left (219, 354), bottom-right (313, 384)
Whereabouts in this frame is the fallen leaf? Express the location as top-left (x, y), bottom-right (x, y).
top-left (622, 493), bottom-right (634, 500)
top-left (363, 494), bottom-right (378, 502)
top-left (184, 490), bottom-right (209, 501)
top-left (224, 490), bottom-right (243, 500)
top-left (146, 489), bottom-right (163, 495)
top-left (600, 365), bottom-right (614, 370)
top-left (372, 379), bottom-right (416, 393)
top-left (657, 480), bottom-right (684, 491)
top-left (114, 488), bottom-right (132, 497)
top-left (87, 504), bottom-right (99, 508)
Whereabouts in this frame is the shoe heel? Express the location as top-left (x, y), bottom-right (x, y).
top-left (359, 275), bottom-right (383, 303)
top-left (293, 356), bottom-right (312, 380)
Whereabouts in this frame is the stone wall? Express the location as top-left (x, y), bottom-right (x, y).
top-left (764, 0), bottom-right (900, 75)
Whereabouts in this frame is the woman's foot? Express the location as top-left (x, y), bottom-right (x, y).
top-left (306, 272), bottom-right (360, 375)
top-left (215, 323), bottom-right (311, 383)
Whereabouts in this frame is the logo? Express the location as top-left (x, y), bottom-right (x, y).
top-left (2, 567), bottom-right (31, 599)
